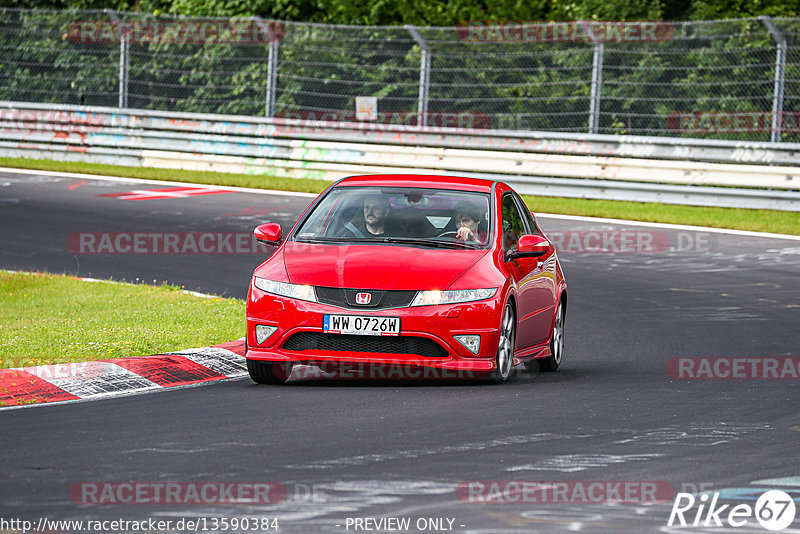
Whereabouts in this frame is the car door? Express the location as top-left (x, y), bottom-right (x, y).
top-left (502, 193), bottom-right (556, 350)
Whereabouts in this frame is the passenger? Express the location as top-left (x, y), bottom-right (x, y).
top-left (341, 194), bottom-right (392, 238)
top-left (453, 201), bottom-right (487, 244)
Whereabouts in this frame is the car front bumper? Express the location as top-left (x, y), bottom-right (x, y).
top-left (245, 288), bottom-right (504, 373)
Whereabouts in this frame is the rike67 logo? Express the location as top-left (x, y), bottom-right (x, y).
top-left (668, 490), bottom-right (796, 531)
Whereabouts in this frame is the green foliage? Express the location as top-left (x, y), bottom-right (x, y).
top-left (688, 0), bottom-right (799, 20)
top-left (548, 0), bottom-right (664, 21)
top-left (1, 6), bottom-right (797, 141)
top-left (2, 0), bottom-right (798, 24)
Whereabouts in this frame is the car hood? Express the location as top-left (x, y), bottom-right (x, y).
top-left (282, 241), bottom-right (488, 290)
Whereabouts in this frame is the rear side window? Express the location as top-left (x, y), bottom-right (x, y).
top-left (515, 193), bottom-right (540, 236)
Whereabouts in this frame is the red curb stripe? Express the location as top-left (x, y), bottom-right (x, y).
top-left (0, 340), bottom-right (244, 407)
top-left (98, 187), bottom-right (235, 201)
top-left (213, 339), bottom-right (246, 357)
top-left (109, 355), bottom-right (226, 387)
top-left (0, 369), bottom-right (80, 405)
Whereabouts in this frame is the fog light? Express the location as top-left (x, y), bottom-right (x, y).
top-left (454, 335), bottom-right (481, 355)
top-left (255, 325), bottom-right (277, 345)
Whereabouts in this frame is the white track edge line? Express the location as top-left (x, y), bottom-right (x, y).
top-left (0, 166), bottom-right (318, 198)
top-left (535, 213), bottom-right (800, 241)
top-left (1, 269), bottom-right (223, 298)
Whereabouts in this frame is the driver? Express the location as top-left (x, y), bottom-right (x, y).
top-left (453, 201), bottom-right (487, 244)
top-left (341, 194), bottom-right (392, 238)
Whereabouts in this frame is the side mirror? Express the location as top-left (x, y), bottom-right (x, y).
top-left (507, 234), bottom-right (552, 261)
top-left (254, 223), bottom-right (283, 243)
top-left (518, 234), bottom-right (552, 256)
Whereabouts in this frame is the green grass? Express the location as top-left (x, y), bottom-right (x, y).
top-left (2, 157), bottom-right (799, 235)
top-left (0, 271), bottom-right (244, 368)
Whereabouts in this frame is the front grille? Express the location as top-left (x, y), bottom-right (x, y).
top-left (315, 287), bottom-right (418, 309)
top-left (283, 332), bottom-right (448, 358)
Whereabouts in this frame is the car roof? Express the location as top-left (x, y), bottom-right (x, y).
top-left (336, 174), bottom-right (496, 193)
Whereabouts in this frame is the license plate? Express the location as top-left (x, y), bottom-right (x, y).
top-left (323, 314), bottom-right (401, 336)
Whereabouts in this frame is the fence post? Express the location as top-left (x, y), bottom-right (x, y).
top-left (256, 18), bottom-right (280, 118)
top-left (406, 25), bottom-right (431, 127)
top-left (266, 40), bottom-right (279, 118)
top-left (588, 42), bottom-right (604, 134)
top-left (578, 21), bottom-right (605, 134)
top-left (759, 16), bottom-right (787, 143)
top-left (105, 10), bottom-right (129, 108)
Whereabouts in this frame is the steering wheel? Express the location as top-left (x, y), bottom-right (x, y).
top-left (437, 230), bottom-right (460, 238)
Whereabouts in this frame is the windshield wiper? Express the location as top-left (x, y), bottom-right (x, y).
top-left (379, 237), bottom-right (482, 249)
top-left (294, 236), bottom-right (353, 244)
top-left (296, 236), bottom-right (482, 249)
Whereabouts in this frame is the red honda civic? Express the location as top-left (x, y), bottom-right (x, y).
top-left (245, 174), bottom-right (567, 384)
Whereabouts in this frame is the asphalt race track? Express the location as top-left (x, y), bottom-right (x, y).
top-left (1, 169), bottom-right (799, 533)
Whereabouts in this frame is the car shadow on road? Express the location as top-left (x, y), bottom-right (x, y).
top-left (248, 363), bottom-right (591, 387)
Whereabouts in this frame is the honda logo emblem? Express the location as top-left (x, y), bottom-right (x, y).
top-left (355, 292), bottom-right (372, 305)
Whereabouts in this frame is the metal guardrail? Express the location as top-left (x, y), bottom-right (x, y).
top-left (1, 101), bottom-right (800, 211)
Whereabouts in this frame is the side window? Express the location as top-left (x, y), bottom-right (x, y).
top-left (297, 193), bottom-right (342, 237)
top-left (514, 193), bottom-right (540, 236)
top-left (501, 194), bottom-right (527, 251)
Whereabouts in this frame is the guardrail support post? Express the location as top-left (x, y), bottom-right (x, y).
top-left (760, 16), bottom-right (787, 143)
top-left (588, 42), bottom-right (604, 134)
top-left (257, 18), bottom-right (280, 118)
top-left (406, 25), bottom-right (431, 127)
top-left (105, 9), bottom-right (129, 108)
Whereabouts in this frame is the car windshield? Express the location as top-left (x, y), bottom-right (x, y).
top-left (294, 186), bottom-right (492, 249)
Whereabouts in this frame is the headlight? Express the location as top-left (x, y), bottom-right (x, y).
top-left (411, 288), bottom-right (497, 307)
top-left (253, 277), bottom-right (317, 302)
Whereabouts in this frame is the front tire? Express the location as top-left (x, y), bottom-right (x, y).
top-left (489, 302), bottom-right (515, 383)
top-left (247, 359), bottom-right (293, 384)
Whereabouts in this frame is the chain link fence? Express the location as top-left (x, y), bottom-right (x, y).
top-left (1, 9), bottom-right (798, 142)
